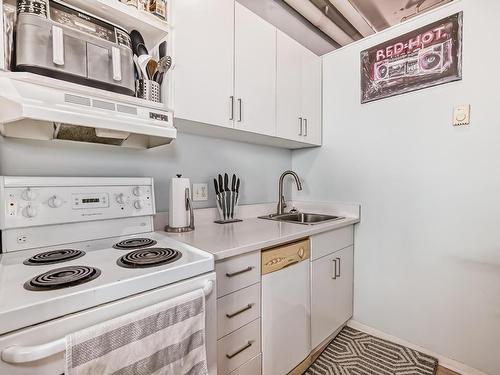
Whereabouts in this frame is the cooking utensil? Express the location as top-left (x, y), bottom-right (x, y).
top-left (130, 30), bottom-right (148, 56)
top-left (146, 58), bottom-right (158, 80)
top-left (157, 55), bottom-right (172, 73)
top-left (159, 41), bottom-right (167, 59)
top-left (133, 55), bottom-right (142, 79)
top-left (137, 54), bottom-right (152, 80)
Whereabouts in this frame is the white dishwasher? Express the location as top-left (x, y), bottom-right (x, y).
top-left (261, 239), bottom-right (311, 375)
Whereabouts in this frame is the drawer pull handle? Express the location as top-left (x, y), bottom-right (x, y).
top-left (226, 304), bottom-right (253, 319)
top-left (226, 341), bottom-right (252, 359)
top-left (336, 257), bottom-right (341, 277)
top-left (226, 266), bottom-right (253, 278)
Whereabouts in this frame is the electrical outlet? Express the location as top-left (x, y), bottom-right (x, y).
top-left (192, 183), bottom-right (208, 201)
top-left (17, 236), bottom-right (27, 244)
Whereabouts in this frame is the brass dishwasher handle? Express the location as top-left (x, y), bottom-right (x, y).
top-left (282, 260), bottom-right (299, 269)
top-left (226, 266), bottom-right (253, 278)
top-left (226, 304), bottom-right (253, 319)
top-left (226, 341), bottom-right (252, 359)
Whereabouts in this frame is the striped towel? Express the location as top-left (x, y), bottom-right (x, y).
top-left (65, 289), bottom-right (208, 375)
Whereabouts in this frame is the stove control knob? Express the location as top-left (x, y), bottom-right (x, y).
top-left (116, 193), bottom-right (126, 205)
top-left (134, 200), bottom-right (143, 209)
top-left (48, 195), bottom-right (63, 208)
top-left (23, 205), bottom-right (38, 218)
top-left (133, 187), bottom-right (144, 196)
top-left (22, 188), bottom-right (37, 201)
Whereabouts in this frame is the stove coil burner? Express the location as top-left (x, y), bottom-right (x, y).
top-left (23, 249), bottom-right (85, 266)
top-left (117, 248), bottom-right (182, 269)
top-left (24, 266), bottom-right (101, 291)
top-left (113, 238), bottom-right (157, 250)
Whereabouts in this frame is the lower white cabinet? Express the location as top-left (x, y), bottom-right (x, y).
top-left (310, 245), bottom-right (354, 349)
top-left (217, 318), bottom-right (261, 375)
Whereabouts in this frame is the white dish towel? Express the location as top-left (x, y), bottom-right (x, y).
top-left (65, 289), bottom-right (208, 375)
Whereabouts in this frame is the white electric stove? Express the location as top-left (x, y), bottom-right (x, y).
top-left (0, 176), bottom-right (216, 375)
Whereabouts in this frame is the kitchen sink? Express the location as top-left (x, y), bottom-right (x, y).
top-left (258, 212), bottom-right (344, 225)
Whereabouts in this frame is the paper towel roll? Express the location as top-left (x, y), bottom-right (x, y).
top-left (169, 175), bottom-right (190, 228)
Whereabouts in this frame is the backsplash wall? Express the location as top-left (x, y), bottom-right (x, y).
top-left (0, 131), bottom-right (291, 211)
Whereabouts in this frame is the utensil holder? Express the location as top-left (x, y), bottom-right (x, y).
top-left (215, 192), bottom-right (242, 224)
top-left (135, 79), bottom-right (161, 103)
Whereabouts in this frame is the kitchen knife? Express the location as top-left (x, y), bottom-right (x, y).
top-left (218, 174), bottom-right (226, 220)
top-left (234, 178), bottom-right (240, 219)
top-left (214, 178), bottom-right (223, 217)
top-left (231, 174), bottom-right (237, 218)
top-left (213, 178), bottom-right (219, 196)
top-left (224, 173), bottom-right (230, 220)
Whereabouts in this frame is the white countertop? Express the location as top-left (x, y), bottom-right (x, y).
top-left (158, 201), bottom-right (360, 261)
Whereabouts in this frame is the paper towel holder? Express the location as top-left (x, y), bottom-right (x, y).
top-left (165, 187), bottom-right (195, 233)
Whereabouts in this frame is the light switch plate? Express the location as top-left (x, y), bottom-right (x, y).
top-left (453, 105), bottom-right (471, 126)
top-left (192, 183), bottom-right (208, 201)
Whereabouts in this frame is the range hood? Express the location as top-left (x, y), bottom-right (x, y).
top-left (0, 73), bottom-right (176, 148)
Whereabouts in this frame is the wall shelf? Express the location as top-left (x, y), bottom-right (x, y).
top-left (64, 0), bottom-right (170, 49)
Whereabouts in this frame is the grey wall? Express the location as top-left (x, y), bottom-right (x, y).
top-left (292, 1), bottom-right (500, 374)
top-left (0, 132), bottom-right (291, 211)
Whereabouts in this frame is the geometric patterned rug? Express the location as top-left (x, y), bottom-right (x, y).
top-left (304, 326), bottom-right (438, 375)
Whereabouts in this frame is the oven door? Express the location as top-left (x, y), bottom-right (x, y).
top-left (0, 272), bottom-right (217, 375)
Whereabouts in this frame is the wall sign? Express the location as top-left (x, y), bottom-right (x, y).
top-left (361, 12), bottom-right (463, 103)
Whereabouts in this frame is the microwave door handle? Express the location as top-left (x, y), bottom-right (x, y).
top-left (1, 280), bottom-right (214, 364)
top-left (52, 25), bottom-right (64, 66)
top-left (112, 46), bottom-right (122, 82)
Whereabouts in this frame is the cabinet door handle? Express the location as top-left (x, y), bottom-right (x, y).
top-left (226, 341), bottom-right (252, 359)
top-left (336, 257), bottom-right (341, 278)
top-left (229, 96), bottom-right (234, 120)
top-left (237, 98), bottom-right (242, 122)
top-left (304, 118), bottom-right (308, 136)
top-left (226, 304), bottom-right (253, 319)
top-left (332, 258), bottom-right (337, 279)
top-left (226, 266), bottom-right (253, 278)
top-left (299, 117), bottom-right (303, 136)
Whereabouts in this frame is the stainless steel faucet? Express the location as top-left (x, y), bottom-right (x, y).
top-left (277, 170), bottom-right (303, 215)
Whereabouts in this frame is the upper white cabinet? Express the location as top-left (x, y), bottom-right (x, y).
top-left (173, 0), bottom-right (235, 128)
top-left (234, 3), bottom-right (276, 136)
top-left (276, 31), bottom-right (302, 142)
top-left (301, 47), bottom-right (322, 145)
top-left (173, 1), bottom-right (321, 148)
top-left (277, 30), bottom-right (322, 145)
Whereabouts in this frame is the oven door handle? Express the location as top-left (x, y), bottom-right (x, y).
top-left (1, 280), bottom-right (214, 364)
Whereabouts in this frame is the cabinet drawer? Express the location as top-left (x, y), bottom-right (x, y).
top-left (310, 225), bottom-right (353, 260)
top-left (216, 251), bottom-right (260, 297)
top-left (217, 319), bottom-right (261, 375)
top-left (218, 283), bottom-right (261, 339)
top-left (228, 354), bottom-right (262, 375)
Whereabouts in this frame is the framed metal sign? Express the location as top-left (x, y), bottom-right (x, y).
top-left (361, 12), bottom-right (463, 103)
